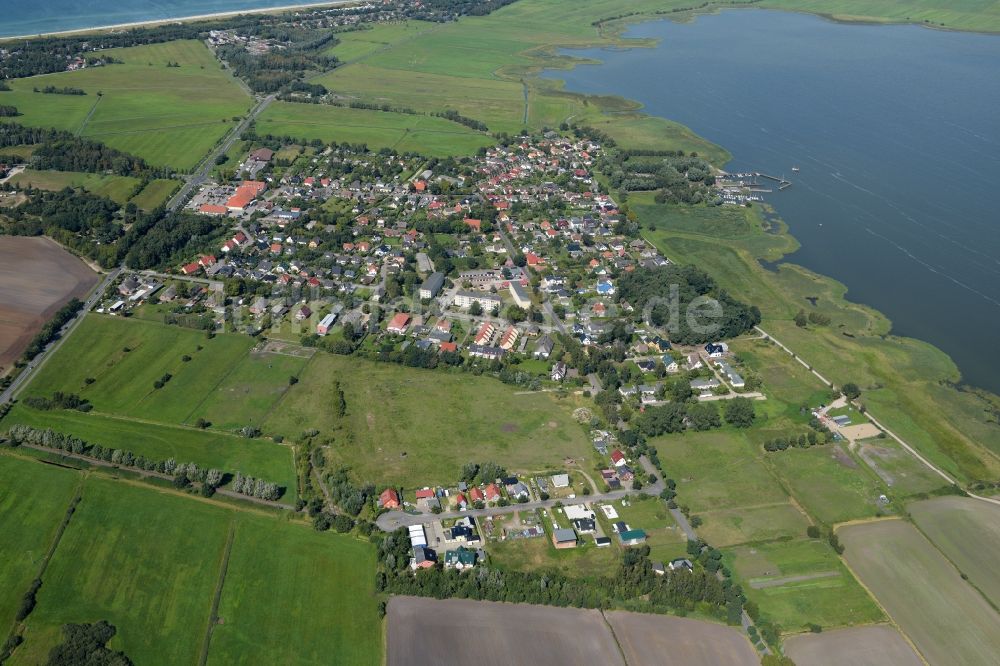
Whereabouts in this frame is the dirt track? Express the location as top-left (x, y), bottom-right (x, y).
top-left (784, 625), bottom-right (922, 666)
top-left (0, 236), bottom-right (98, 372)
top-left (388, 597), bottom-right (757, 666)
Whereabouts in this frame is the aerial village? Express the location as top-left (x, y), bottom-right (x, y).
top-left (94, 132), bottom-right (775, 571)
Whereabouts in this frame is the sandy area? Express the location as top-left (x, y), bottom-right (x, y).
top-left (840, 423), bottom-right (882, 441)
top-left (784, 625), bottom-right (922, 666)
top-left (0, 237), bottom-right (98, 371)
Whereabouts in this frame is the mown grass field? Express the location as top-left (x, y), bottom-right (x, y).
top-left (8, 169), bottom-right (140, 204)
top-left (11, 476), bottom-right (230, 665)
top-left (7, 469), bottom-right (382, 665)
top-left (0, 40), bottom-right (250, 170)
top-left (724, 538), bottom-right (883, 632)
top-left (839, 519), bottom-right (1000, 665)
top-left (3, 405), bottom-right (295, 494)
top-left (207, 513), bottom-right (381, 666)
top-left (264, 353), bottom-right (592, 488)
top-left (255, 102), bottom-right (493, 157)
top-left (909, 496), bottom-right (1000, 607)
top-left (0, 455), bottom-right (80, 632)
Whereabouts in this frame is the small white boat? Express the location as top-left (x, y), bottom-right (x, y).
top-left (791, 166), bottom-right (800, 172)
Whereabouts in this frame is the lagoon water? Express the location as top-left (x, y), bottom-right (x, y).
top-left (1, 0), bottom-right (308, 37)
top-left (546, 10), bottom-right (1000, 393)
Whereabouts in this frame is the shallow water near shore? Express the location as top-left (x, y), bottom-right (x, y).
top-left (545, 9), bottom-right (1000, 393)
top-left (1, 0), bottom-right (313, 37)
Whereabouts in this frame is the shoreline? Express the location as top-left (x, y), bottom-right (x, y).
top-left (0, 1), bottom-right (355, 42)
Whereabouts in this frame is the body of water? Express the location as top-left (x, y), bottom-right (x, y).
top-left (1, 0), bottom-right (323, 37)
top-left (546, 10), bottom-right (1000, 393)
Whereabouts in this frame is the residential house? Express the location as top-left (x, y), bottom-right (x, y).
top-left (619, 529), bottom-right (647, 546)
top-left (379, 488), bottom-right (400, 510)
top-left (533, 335), bottom-right (554, 359)
top-left (552, 528), bottom-right (578, 549)
top-left (387, 313), bottom-right (411, 334)
top-left (610, 449), bottom-right (627, 468)
top-left (551, 473), bottom-right (570, 489)
top-left (411, 546), bottom-right (437, 570)
top-left (551, 362), bottom-right (567, 382)
top-left (419, 272), bottom-right (445, 299)
top-left (444, 546), bottom-right (479, 570)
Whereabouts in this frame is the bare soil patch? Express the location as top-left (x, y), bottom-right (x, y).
top-left (0, 236), bottom-right (98, 372)
top-left (604, 610), bottom-right (758, 666)
top-left (388, 597), bottom-right (624, 666)
top-left (784, 625), bottom-right (921, 666)
top-left (830, 445), bottom-right (858, 469)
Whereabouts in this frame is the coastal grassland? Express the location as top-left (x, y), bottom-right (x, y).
top-left (2, 405), bottom-right (295, 494)
top-left (909, 496), bottom-right (1000, 606)
top-left (324, 21), bottom-right (437, 61)
top-left (7, 169), bottom-right (140, 204)
top-left (855, 436), bottom-right (947, 497)
top-left (1, 40), bottom-right (250, 170)
top-left (724, 539), bottom-right (884, 632)
top-left (839, 519), bottom-right (1000, 665)
top-left (254, 102), bottom-right (493, 157)
top-left (728, 337), bottom-right (834, 417)
top-left (765, 444), bottom-right (888, 525)
top-left (635, 195), bottom-right (1000, 484)
top-left (192, 350), bottom-right (310, 431)
top-left (0, 454), bottom-right (80, 631)
top-left (206, 514), bottom-right (381, 666)
top-left (759, 0), bottom-right (1000, 33)
top-left (10, 476), bottom-right (231, 665)
top-left (22, 314), bottom-right (254, 423)
top-left (263, 353), bottom-right (592, 488)
top-left (129, 178), bottom-right (181, 210)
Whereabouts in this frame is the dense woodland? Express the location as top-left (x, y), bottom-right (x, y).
top-left (0, 123), bottom-right (160, 178)
top-left (600, 149), bottom-right (718, 204)
top-left (617, 265), bottom-right (761, 344)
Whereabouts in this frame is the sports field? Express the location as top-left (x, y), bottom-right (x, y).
top-left (8, 169), bottom-right (140, 204)
top-left (255, 102), bottom-right (493, 157)
top-left (264, 353), bottom-right (592, 488)
top-left (1, 40), bottom-right (250, 170)
top-left (839, 519), bottom-right (1000, 665)
top-left (0, 455), bottom-right (80, 632)
top-left (724, 539), bottom-right (883, 632)
top-left (7, 470), bottom-right (382, 665)
top-left (909, 496), bottom-right (1000, 606)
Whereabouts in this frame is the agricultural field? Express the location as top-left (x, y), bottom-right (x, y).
top-left (784, 625), bottom-right (922, 666)
top-left (724, 539), bottom-right (883, 632)
top-left (0, 454), bottom-right (80, 632)
top-left (839, 519), bottom-right (1000, 665)
top-left (255, 102), bottom-right (493, 157)
top-left (264, 353), bottom-right (592, 488)
top-left (1, 40), bottom-right (251, 170)
top-left (206, 514), bottom-right (381, 666)
top-left (8, 472), bottom-right (382, 665)
top-left (8, 169), bottom-right (140, 204)
top-left (0, 236), bottom-right (98, 373)
top-left (909, 496), bottom-right (1000, 606)
top-left (2, 405), bottom-right (295, 495)
top-left (604, 610), bottom-right (758, 666)
top-left (11, 476), bottom-right (231, 665)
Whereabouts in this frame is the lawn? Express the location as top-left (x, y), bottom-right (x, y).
top-left (255, 102), bottom-right (493, 157)
top-left (0, 454), bottom-right (81, 631)
top-left (839, 519), bottom-right (1000, 665)
top-left (24, 314), bottom-right (254, 424)
top-left (265, 353), bottom-right (591, 488)
top-left (612, 495), bottom-right (689, 562)
top-left (1, 40), bottom-right (251, 170)
top-left (765, 444), bottom-right (889, 525)
top-left (11, 476), bottom-right (231, 665)
top-left (724, 538), bottom-right (884, 632)
top-left (3, 405), bottom-right (296, 495)
top-left (8, 169), bottom-right (140, 204)
top-left (909, 496), bottom-right (1000, 607)
top-left (207, 514), bottom-right (382, 666)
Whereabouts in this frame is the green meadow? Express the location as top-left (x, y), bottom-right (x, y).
top-left (0, 455), bottom-right (80, 632)
top-left (264, 352), bottom-right (592, 488)
top-left (1, 40), bottom-right (250, 170)
top-left (325, 21), bottom-right (438, 62)
top-left (8, 169), bottom-right (140, 204)
top-left (5, 469), bottom-right (382, 665)
top-left (255, 102), bottom-right (494, 157)
top-left (724, 538), bottom-right (884, 632)
top-left (761, 0), bottom-right (1000, 33)
top-left (129, 178), bottom-right (181, 210)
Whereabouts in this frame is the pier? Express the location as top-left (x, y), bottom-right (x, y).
top-left (755, 172), bottom-right (792, 190)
